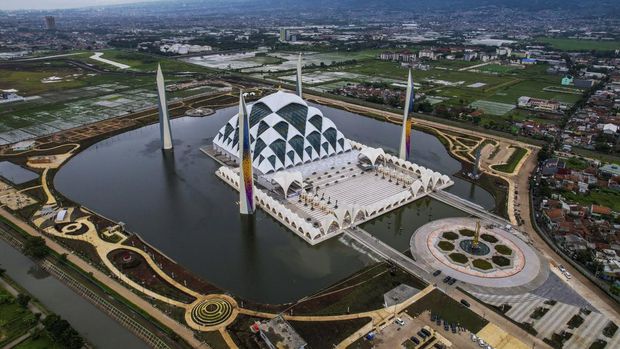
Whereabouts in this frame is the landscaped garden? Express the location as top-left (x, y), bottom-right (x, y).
top-left (442, 231), bottom-right (459, 240)
top-left (480, 234), bottom-right (498, 243)
top-left (0, 289), bottom-right (37, 348)
top-left (472, 259), bottom-right (493, 270)
top-left (448, 253), bottom-right (468, 264)
top-left (438, 241), bottom-right (455, 251)
top-left (492, 255), bottom-right (511, 267)
top-left (567, 314), bottom-right (584, 329)
top-left (459, 229), bottom-right (475, 237)
top-left (495, 244), bottom-right (513, 255)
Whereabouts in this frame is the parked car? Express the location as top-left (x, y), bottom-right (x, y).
top-left (448, 278), bottom-right (457, 285)
top-left (433, 270), bottom-right (442, 276)
top-left (444, 322), bottom-right (449, 331)
top-left (460, 299), bottom-right (471, 307)
top-left (411, 336), bottom-right (420, 345)
top-left (395, 318), bottom-right (405, 326)
top-left (418, 330), bottom-right (427, 339)
top-left (564, 271), bottom-right (572, 279)
top-left (471, 334), bottom-right (478, 342)
top-left (421, 328), bottom-right (431, 337)
top-left (443, 276), bottom-right (451, 283)
top-left (436, 317), bottom-right (441, 326)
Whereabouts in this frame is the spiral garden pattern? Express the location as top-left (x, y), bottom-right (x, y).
top-left (190, 298), bottom-right (233, 327)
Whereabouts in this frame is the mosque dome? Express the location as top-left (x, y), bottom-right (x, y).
top-left (213, 91), bottom-right (352, 173)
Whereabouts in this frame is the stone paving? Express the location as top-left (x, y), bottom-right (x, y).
top-left (411, 217), bottom-right (547, 292)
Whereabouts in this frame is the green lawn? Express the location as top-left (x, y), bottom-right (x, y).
top-left (564, 157), bottom-right (590, 171)
top-left (492, 146), bottom-right (527, 173)
top-left (477, 64), bottom-right (519, 74)
top-left (81, 49), bottom-right (215, 73)
top-left (561, 189), bottom-right (620, 212)
top-left (535, 37), bottom-right (620, 51)
top-left (0, 289), bottom-right (37, 347)
top-left (14, 333), bottom-right (64, 349)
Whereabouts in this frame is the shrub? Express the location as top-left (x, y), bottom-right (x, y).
top-left (449, 253), bottom-right (468, 264)
top-left (480, 234), bottom-right (498, 243)
top-left (472, 259), bottom-right (493, 270)
top-left (438, 241), bottom-right (455, 251)
top-left (567, 315), bottom-right (584, 329)
top-left (492, 255), bottom-right (510, 267)
top-left (459, 229), bottom-right (475, 237)
top-left (442, 231), bottom-right (459, 240)
top-left (495, 244), bottom-right (513, 255)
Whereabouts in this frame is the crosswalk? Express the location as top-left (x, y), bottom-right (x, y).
top-left (471, 289), bottom-right (618, 348)
top-left (534, 303), bottom-right (579, 339)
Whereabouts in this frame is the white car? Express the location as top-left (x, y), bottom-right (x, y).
top-left (564, 271), bottom-right (572, 279)
top-left (471, 334), bottom-right (478, 342)
top-left (394, 318), bottom-right (405, 326)
top-left (558, 265), bottom-right (566, 272)
top-left (479, 339), bottom-right (486, 347)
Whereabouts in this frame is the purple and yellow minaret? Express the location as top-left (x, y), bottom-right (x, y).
top-left (238, 92), bottom-right (255, 215)
top-left (399, 69), bottom-right (415, 161)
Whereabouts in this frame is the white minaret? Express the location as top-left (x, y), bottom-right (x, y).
top-left (296, 53), bottom-right (303, 97)
top-left (399, 69), bottom-right (414, 161)
top-left (156, 64), bottom-right (173, 150)
top-left (238, 92), bottom-right (255, 215)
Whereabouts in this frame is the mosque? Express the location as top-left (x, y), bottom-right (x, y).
top-left (203, 56), bottom-right (453, 244)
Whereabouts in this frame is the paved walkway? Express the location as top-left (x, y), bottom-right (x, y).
top-left (0, 208), bottom-right (206, 348)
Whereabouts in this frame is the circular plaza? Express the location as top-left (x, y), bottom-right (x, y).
top-left (411, 217), bottom-right (549, 294)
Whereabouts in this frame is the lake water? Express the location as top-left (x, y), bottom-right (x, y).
top-left (54, 104), bottom-right (494, 304)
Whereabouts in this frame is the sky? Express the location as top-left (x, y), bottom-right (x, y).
top-left (0, 0), bottom-right (157, 10)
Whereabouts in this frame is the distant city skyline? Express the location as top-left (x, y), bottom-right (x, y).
top-left (0, 0), bottom-right (157, 10)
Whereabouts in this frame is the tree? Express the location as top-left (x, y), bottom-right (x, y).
top-left (23, 236), bottom-right (49, 259)
top-left (17, 294), bottom-right (31, 308)
top-left (43, 314), bottom-right (84, 349)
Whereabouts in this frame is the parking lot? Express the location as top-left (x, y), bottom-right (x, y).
top-left (364, 310), bottom-right (482, 349)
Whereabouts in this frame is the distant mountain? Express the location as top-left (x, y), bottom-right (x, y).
top-left (171, 0), bottom-right (620, 12)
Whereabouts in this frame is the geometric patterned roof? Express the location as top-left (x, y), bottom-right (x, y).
top-left (214, 91), bottom-right (352, 174)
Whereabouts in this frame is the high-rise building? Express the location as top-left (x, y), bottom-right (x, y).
top-left (44, 16), bottom-right (56, 30)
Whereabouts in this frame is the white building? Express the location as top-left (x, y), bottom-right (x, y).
top-left (213, 91), bottom-right (352, 174)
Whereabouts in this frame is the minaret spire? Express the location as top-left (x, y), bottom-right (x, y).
top-left (156, 64), bottom-right (173, 150)
top-left (296, 53), bottom-right (303, 97)
top-left (238, 91), bottom-right (255, 215)
top-left (399, 69), bottom-right (414, 161)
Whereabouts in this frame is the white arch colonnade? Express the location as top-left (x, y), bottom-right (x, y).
top-left (216, 139), bottom-right (453, 245)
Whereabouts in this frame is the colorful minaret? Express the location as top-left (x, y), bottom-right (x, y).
top-left (296, 53), bottom-right (303, 97)
top-left (399, 69), bottom-right (414, 161)
top-left (156, 64), bottom-right (173, 150)
top-left (238, 92), bottom-right (255, 215)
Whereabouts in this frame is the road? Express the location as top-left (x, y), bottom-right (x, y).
top-left (307, 92), bottom-right (619, 323)
top-left (516, 152), bottom-right (620, 324)
top-left (429, 190), bottom-right (509, 227)
top-left (344, 227), bottom-right (551, 349)
top-left (0, 208), bottom-right (207, 349)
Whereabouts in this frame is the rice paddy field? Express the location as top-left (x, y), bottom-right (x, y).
top-left (469, 100), bottom-right (515, 116)
top-left (535, 37), bottom-right (620, 51)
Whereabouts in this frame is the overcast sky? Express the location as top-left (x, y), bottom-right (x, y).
top-left (0, 0), bottom-right (157, 10)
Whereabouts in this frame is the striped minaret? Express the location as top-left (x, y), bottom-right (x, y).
top-left (156, 64), bottom-right (173, 150)
top-left (399, 69), bottom-right (414, 161)
top-left (296, 53), bottom-right (303, 97)
top-left (238, 92), bottom-right (255, 215)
